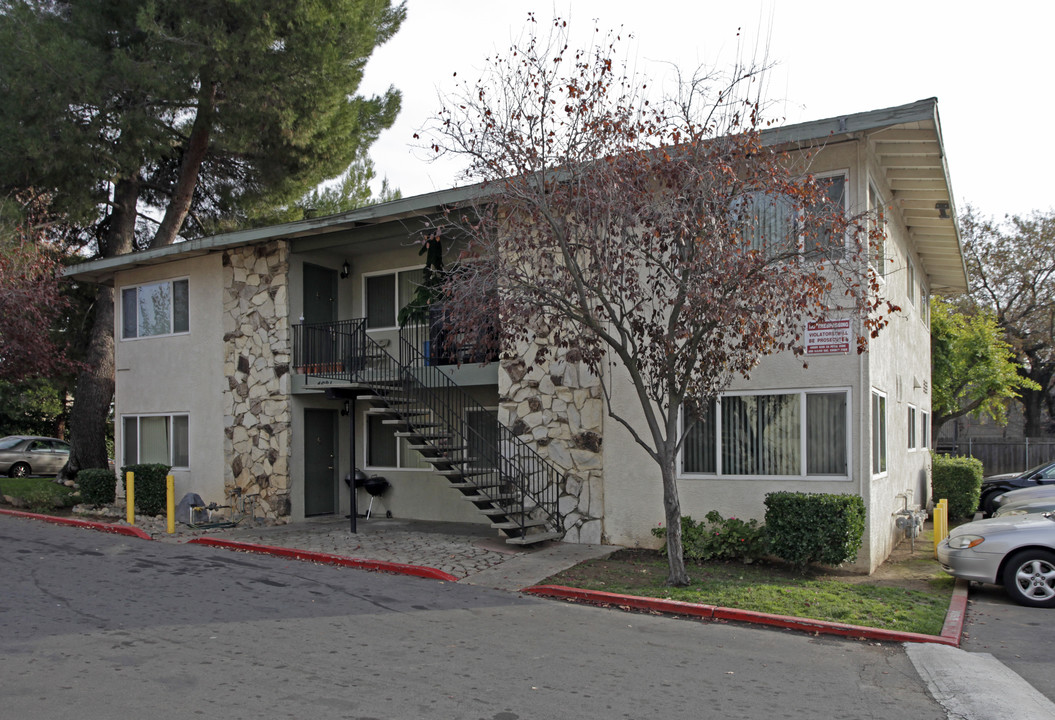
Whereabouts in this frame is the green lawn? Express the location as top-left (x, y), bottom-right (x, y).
top-left (543, 549), bottom-right (953, 635)
top-left (0, 476), bottom-right (78, 511)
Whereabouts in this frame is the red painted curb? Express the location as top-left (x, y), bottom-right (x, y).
top-left (0, 508), bottom-right (153, 540)
top-left (187, 537), bottom-right (460, 582)
top-left (523, 584), bottom-right (962, 646)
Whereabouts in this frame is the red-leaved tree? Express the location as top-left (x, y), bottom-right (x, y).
top-left (0, 195), bottom-right (76, 384)
top-left (426, 18), bottom-right (894, 585)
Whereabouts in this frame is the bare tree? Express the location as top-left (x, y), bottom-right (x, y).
top-left (426, 17), bottom-right (890, 585)
top-left (960, 206), bottom-right (1055, 436)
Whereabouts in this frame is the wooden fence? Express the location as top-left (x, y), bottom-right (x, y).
top-left (934, 438), bottom-right (1055, 476)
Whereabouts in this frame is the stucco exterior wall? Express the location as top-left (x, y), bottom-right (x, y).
top-left (114, 254), bottom-right (226, 505)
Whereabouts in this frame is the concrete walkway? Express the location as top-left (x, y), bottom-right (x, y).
top-left (149, 514), bottom-right (620, 591)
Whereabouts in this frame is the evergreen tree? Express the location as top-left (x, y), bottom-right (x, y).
top-left (0, 0), bottom-right (406, 475)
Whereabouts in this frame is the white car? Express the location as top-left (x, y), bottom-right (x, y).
top-left (992, 484), bottom-right (1055, 515)
top-left (938, 513), bottom-right (1055, 608)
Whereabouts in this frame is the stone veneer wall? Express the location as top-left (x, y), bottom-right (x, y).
top-left (221, 241), bottom-right (292, 520)
top-left (498, 343), bottom-right (605, 544)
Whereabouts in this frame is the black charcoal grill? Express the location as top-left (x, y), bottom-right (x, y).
top-left (345, 469), bottom-right (390, 519)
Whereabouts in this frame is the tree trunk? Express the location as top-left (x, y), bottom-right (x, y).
top-left (152, 81), bottom-right (215, 248)
top-left (1020, 386), bottom-right (1048, 437)
top-left (59, 178), bottom-right (138, 478)
top-left (659, 454), bottom-right (690, 586)
top-left (62, 287), bottom-right (116, 475)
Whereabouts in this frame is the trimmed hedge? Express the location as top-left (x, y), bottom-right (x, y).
top-left (77, 468), bottom-right (117, 507)
top-left (764, 492), bottom-right (866, 570)
top-left (119, 463), bottom-right (171, 517)
top-left (931, 453), bottom-right (983, 519)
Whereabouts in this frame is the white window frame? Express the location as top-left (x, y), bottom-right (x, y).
top-left (907, 405), bottom-right (917, 451)
top-left (906, 257), bottom-right (916, 307)
top-left (921, 287), bottom-right (931, 327)
top-left (362, 265), bottom-right (425, 331)
top-left (121, 413), bottom-right (189, 468)
top-left (120, 277), bottom-right (190, 340)
top-left (678, 387), bottom-right (852, 481)
top-left (732, 170), bottom-right (849, 260)
top-left (871, 390), bottom-right (887, 476)
top-left (868, 181), bottom-right (886, 278)
top-left (920, 410), bottom-right (930, 450)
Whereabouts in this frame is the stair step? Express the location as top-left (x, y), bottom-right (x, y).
top-left (503, 531), bottom-right (563, 546)
top-left (365, 407), bottom-right (432, 418)
top-left (407, 444), bottom-right (469, 454)
top-left (490, 518), bottom-right (547, 530)
top-left (394, 431), bottom-right (454, 441)
top-left (435, 468), bottom-right (496, 478)
top-left (461, 492), bottom-right (519, 504)
top-left (361, 395), bottom-right (414, 405)
top-left (381, 419), bottom-right (442, 428)
top-left (447, 480), bottom-right (507, 490)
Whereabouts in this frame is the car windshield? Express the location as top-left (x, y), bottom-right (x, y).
top-left (0, 436), bottom-right (23, 450)
top-left (1019, 462), bottom-right (1055, 478)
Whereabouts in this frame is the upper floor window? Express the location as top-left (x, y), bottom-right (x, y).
top-left (868, 183), bottom-right (887, 276)
top-left (365, 267), bottom-right (424, 330)
top-left (733, 172), bottom-right (848, 261)
top-left (906, 257), bottom-right (916, 306)
top-left (121, 279), bottom-right (189, 339)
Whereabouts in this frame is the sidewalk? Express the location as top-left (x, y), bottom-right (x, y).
top-left (106, 511), bottom-right (621, 591)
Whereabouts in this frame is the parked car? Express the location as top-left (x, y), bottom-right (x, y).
top-left (978, 461), bottom-right (1055, 517)
top-left (938, 513), bottom-right (1055, 607)
top-left (995, 499), bottom-right (1055, 517)
top-left (0, 436), bottom-right (71, 477)
top-left (992, 484), bottom-right (1055, 514)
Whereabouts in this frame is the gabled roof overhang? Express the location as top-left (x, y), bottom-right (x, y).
top-left (66, 98), bottom-right (965, 293)
top-left (761, 97), bottom-right (966, 294)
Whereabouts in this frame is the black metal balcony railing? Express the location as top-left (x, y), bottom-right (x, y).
top-left (292, 317), bottom-right (562, 539)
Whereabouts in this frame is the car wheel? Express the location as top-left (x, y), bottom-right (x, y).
top-left (8, 462), bottom-right (30, 478)
top-left (980, 490), bottom-right (1003, 517)
top-left (1002, 549), bottom-right (1055, 608)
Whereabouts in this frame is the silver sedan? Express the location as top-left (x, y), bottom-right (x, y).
top-left (938, 513), bottom-right (1055, 608)
top-left (0, 436), bottom-right (71, 477)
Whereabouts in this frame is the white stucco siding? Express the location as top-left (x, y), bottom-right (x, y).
top-left (859, 154), bottom-right (934, 569)
top-left (600, 138), bottom-right (934, 572)
top-left (113, 254), bottom-right (226, 505)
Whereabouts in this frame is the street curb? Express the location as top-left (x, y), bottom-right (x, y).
top-left (523, 581), bottom-right (967, 646)
top-left (0, 508), bottom-right (153, 540)
top-left (187, 537), bottom-right (461, 582)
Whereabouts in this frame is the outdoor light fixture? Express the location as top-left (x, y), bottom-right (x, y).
top-left (341, 401), bottom-right (350, 416)
top-left (935, 202), bottom-right (950, 220)
top-left (340, 260), bottom-right (350, 279)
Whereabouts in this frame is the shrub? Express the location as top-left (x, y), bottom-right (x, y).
top-left (119, 463), bottom-right (171, 517)
top-left (77, 469), bottom-right (117, 508)
top-left (23, 487), bottom-right (57, 512)
top-left (651, 512), bottom-right (768, 563)
top-left (764, 492), bottom-right (866, 571)
top-left (931, 453), bottom-right (983, 519)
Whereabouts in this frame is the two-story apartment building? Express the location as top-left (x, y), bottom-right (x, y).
top-left (68, 98), bottom-right (966, 571)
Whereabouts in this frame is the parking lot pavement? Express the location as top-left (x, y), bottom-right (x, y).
top-left (959, 581), bottom-right (1055, 706)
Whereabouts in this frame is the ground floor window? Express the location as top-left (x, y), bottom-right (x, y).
top-left (680, 389), bottom-right (849, 478)
top-left (122, 414), bottom-right (189, 467)
top-left (872, 390), bottom-right (887, 475)
top-left (365, 415), bottom-right (431, 469)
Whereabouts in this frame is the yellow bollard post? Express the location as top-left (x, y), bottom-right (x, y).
top-left (933, 498), bottom-right (949, 559)
top-left (166, 475), bottom-right (175, 534)
top-left (126, 471), bottom-right (135, 525)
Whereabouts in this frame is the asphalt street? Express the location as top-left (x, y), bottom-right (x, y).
top-left (0, 514), bottom-right (946, 720)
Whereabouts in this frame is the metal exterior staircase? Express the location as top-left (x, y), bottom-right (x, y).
top-left (294, 319), bottom-right (563, 545)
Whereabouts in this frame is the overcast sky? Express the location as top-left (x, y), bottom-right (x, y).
top-left (356, 0), bottom-right (1051, 220)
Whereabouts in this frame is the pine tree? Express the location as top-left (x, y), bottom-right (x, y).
top-left (0, 0), bottom-right (406, 474)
